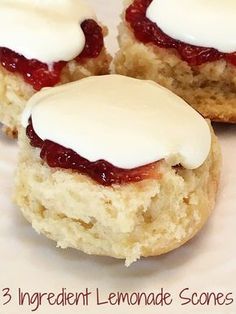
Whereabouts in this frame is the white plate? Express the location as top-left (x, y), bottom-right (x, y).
top-left (0, 1), bottom-right (236, 313)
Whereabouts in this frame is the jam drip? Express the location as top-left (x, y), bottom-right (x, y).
top-left (26, 120), bottom-right (160, 186)
top-left (0, 19), bottom-right (104, 91)
top-left (126, 0), bottom-right (236, 66)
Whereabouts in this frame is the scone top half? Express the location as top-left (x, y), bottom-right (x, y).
top-left (16, 75), bottom-right (221, 265)
top-left (0, 0), bottom-right (111, 136)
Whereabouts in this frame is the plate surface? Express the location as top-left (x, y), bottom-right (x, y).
top-left (0, 1), bottom-right (236, 313)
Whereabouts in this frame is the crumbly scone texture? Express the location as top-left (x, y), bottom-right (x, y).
top-left (114, 15), bottom-right (236, 123)
top-left (15, 124), bottom-right (221, 266)
top-left (0, 47), bottom-right (111, 137)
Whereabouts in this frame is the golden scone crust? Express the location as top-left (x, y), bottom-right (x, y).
top-left (15, 124), bottom-right (221, 266)
top-left (0, 46), bottom-right (111, 137)
top-left (114, 3), bottom-right (236, 123)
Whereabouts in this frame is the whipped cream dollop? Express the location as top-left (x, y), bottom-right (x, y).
top-left (22, 75), bottom-right (211, 170)
top-left (0, 0), bottom-right (95, 63)
top-left (147, 0), bottom-right (236, 53)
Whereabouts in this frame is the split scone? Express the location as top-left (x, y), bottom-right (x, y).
top-left (15, 75), bottom-right (221, 266)
top-left (0, 0), bottom-right (111, 137)
top-left (115, 0), bottom-right (236, 123)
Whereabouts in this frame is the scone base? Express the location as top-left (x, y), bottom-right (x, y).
top-left (15, 124), bottom-right (221, 266)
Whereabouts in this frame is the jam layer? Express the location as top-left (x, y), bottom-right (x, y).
top-left (126, 0), bottom-right (236, 66)
top-left (26, 120), bottom-right (161, 186)
top-left (0, 20), bottom-right (104, 91)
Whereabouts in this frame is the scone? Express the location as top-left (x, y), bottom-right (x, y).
top-left (15, 75), bottom-right (221, 266)
top-left (0, 0), bottom-right (111, 137)
top-left (115, 0), bottom-right (236, 123)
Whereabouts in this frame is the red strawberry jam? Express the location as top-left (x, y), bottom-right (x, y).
top-left (26, 120), bottom-right (161, 186)
top-left (0, 19), bottom-right (104, 91)
top-left (126, 0), bottom-right (236, 66)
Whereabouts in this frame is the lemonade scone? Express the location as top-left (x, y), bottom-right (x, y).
top-left (0, 0), bottom-right (111, 137)
top-left (15, 75), bottom-right (221, 266)
top-left (115, 0), bottom-right (236, 123)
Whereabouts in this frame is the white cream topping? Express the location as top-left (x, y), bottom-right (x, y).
top-left (0, 0), bottom-right (95, 63)
top-left (22, 75), bottom-right (211, 170)
top-left (147, 0), bottom-right (236, 53)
